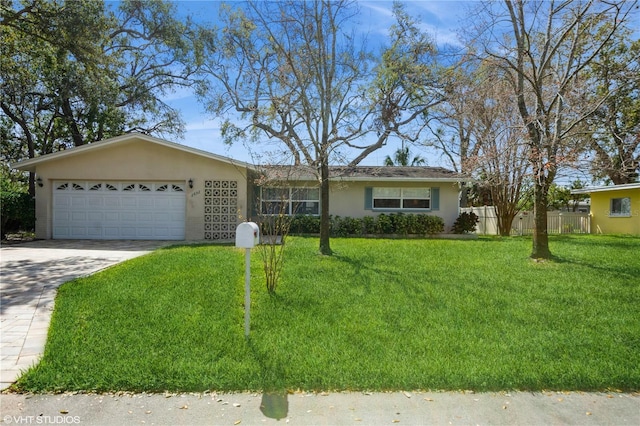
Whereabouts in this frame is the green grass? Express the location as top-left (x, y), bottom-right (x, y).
top-left (14, 235), bottom-right (640, 393)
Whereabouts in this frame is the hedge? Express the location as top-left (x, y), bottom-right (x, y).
top-left (287, 213), bottom-right (444, 237)
top-left (1, 191), bottom-right (35, 237)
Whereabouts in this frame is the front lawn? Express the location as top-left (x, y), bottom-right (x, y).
top-left (15, 235), bottom-right (640, 392)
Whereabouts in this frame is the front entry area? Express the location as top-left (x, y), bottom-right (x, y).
top-left (52, 181), bottom-right (186, 240)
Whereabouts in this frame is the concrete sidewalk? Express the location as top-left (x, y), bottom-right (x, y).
top-left (1, 390), bottom-right (638, 425)
top-left (1, 240), bottom-right (171, 389)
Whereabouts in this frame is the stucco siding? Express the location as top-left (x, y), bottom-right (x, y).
top-left (33, 139), bottom-right (248, 240)
top-left (590, 188), bottom-right (640, 235)
top-left (330, 181), bottom-right (461, 230)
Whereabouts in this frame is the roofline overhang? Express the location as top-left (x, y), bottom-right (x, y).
top-left (256, 175), bottom-right (470, 183)
top-left (329, 177), bottom-right (472, 183)
top-left (571, 183), bottom-right (640, 194)
top-left (11, 133), bottom-right (257, 173)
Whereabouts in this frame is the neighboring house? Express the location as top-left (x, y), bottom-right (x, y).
top-left (571, 183), bottom-right (640, 235)
top-left (12, 133), bottom-right (468, 241)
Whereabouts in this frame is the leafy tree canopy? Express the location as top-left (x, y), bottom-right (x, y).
top-left (1, 0), bottom-right (200, 183)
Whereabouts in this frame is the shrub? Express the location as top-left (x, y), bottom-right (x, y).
top-left (290, 215), bottom-right (321, 234)
top-left (419, 215), bottom-right (445, 235)
top-left (362, 216), bottom-right (376, 234)
top-left (287, 213), bottom-right (445, 237)
top-left (390, 213), bottom-right (409, 235)
top-left (374, 213), bottom-right (394, 234)
top-left (331, 216), bottom-right (363, 237)
top-left (1, 190), bottom-right (35, 237)
top-left (452, 211), bottom-right (479, 234)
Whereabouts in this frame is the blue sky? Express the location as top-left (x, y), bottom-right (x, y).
top-left (160, 1), bottom-right (474, 167)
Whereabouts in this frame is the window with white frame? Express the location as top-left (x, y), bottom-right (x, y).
top-left (261, 187), bottom-right (320, 215)
top-left (373, 187), bottom-right (431, 210)
top-left (610, 197), bottom-right (631, 217)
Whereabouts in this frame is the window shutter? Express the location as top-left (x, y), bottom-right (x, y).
top-left (364, 187), bottom-right (373, 210)
top-left (431, 187), bottom-right (440, 211)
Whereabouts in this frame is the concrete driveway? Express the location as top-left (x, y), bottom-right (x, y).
top-left (0, 240), bottom-right (172, 389)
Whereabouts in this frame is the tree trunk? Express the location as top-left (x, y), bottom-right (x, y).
top-left (62, 97), bottom-right (85, 147)
top-left (459, 183), bottom-right (469, 208)
top-left (531, 181), bottom-right (551, 259)
top-left (497, 210), bottom-right (515, 237)
top-left (318, 159), bottom-right (332, 255)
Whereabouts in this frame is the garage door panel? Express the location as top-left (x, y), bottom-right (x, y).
top-left (53, 226), bottom-right (70, 237)
top-left (53, 210), bottom-right (71, 222)
top-left (104, 212), bottom-right (119, 222)
top-left (169, 198), bottom-right (185, 209)
top-left (88, 227), bottom-right (103, 237)
top-left (121, 197), bottom-right (138, 208)
top-left (103, 227), bottom-right (120, 238)
top-left (87, 197), bottom-right (103, 208)
top-left (154, 198), bottom-right (174, 209)
top-left (154, 212), bottom-right (172, 221)
top-left (137, 228), bottom-right (154, 238)
top-left (138, 198), bottom-right (155, 209)
top-left (54, 196), bottom-right (71, 208)
top-left (88, 211), bottom-right (103, 221)
top-left (121, 211), bottom-right (137, 222)
top-left (53, 181), bottom-right (185, 240)
top-left (70, 226), bottom-right (88, 238)
top-left (71, 197), bottom-right (86, 208)
top-left (71, 211), bottom-right (87, 221)
top-left (104, 197), bottom-right (120, 208)
top-left (120, 226), bottom-right (137, 238)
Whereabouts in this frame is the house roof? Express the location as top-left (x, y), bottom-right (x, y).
top-left (256, 165), bottom-right (469, 183)
top-left (12, 133), bottom-right (467, 182)
top-left (11, 133), bottom-right (255, 173)
top-left (571, 183), bottom-right (640, 194)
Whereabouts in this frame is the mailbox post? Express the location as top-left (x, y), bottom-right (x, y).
top-left (235, 222), bottom-right (260, 337)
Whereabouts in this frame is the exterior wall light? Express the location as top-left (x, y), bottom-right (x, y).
top-left (36, 176), bottom-right (43, 187)
top-left (188, 178), bottom-right (194, 189)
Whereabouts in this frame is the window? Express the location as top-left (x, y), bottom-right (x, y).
top-left (373, 187), bottom-right (431, 210)
top-left (124, 183), bottom-right (151, 192)
top-left (261, 187), bottom-right (320, 215)
top-left (610, 197), bottom-right (631, 217)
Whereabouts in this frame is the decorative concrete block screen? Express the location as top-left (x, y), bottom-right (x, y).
top-left (204, 180), bottom-right (238, 240)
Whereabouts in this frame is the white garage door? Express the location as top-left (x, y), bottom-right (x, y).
top-left (53, 181), bottom-right (186, 240)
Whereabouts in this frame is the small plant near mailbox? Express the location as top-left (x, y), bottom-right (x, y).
top-left (257, 202), bottom-right (292, 295)
top-left (452, 211), bottom-right (479, 234)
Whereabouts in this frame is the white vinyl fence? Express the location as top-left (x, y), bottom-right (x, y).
top-left (461, 206), bottom-right (590, 235)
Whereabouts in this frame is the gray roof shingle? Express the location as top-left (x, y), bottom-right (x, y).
top-left (255, 165), bottom-right (469, 182)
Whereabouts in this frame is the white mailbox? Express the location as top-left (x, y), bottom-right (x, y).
top-left (235, 222), bottom-right (260, 248)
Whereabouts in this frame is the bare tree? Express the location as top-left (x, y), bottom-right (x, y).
top-left (465, 0), bottom-right (637, 258)
top-left (198, 1), bottom-right (444, 255)
top-left (467, 63), bottom-right (530, 236)
top-left (425, 62), bottom-right (483, 207)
